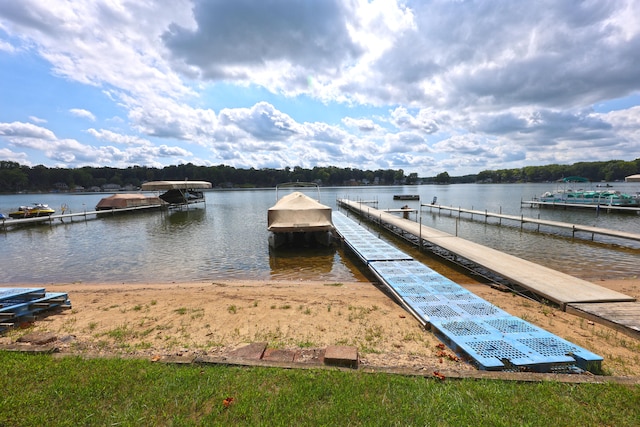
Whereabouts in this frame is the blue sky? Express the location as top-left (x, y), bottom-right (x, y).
top-left (1, 0), bottom-right (639, 177)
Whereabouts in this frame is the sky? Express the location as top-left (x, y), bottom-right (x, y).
top-left (1, 0), bottom-right (639, 177)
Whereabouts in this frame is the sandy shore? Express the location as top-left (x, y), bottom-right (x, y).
top-left (2, 277), bottom-right (639, 377)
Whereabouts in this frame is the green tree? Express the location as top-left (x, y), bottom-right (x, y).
top-left (435, 171), bottom-right (450, 184)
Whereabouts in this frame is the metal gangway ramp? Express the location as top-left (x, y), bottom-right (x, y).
top-left (332, 211), bottom-right (602, 373)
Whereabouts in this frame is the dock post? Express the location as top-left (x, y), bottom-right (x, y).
top-left (499, 206), bottom-right (502, 225)
top-left (419, 215), bottom-right (423, 251)
top-left (520, 214), bottom-right (524, 231)
top-left (537, 213), bottom-right (540, 232)
top-left (485, 209), bottom-right (488, 223)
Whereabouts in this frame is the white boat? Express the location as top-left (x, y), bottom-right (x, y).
top-left (267, 183), bottom-right (335, 248)
top-left (538, 177), bottom-right (639, 207)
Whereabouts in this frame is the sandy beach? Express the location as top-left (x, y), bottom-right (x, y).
top-left (2, 276), bottom-right (639, 377)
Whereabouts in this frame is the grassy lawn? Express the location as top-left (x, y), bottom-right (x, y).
top-left (1, 351), bottom-right (638, 426)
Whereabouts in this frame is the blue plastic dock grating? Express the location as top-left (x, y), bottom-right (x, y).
top-left (332, 211), bottom-right (603, 373)
top-left (0, 288), bottom-right (71, 333)
top-left (0, 288), bottom-right (46, 303)
top-left (430, 316), bottom-right (603, 371)
top-left (333, 213), bottom-right (412, 263)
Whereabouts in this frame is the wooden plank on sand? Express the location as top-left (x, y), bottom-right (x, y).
top-left (566, 302), bottom-right (640, 340)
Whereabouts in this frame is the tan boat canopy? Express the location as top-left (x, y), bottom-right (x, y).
top-left (96, 194), bottom-right (163, 209)
top-left (141, 180), bottom-right (212, 190)
top-left (267, 192), bottom-right (334, 232)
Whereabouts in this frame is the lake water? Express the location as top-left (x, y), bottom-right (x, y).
top-left (1, 183), bottom-right (639, 284)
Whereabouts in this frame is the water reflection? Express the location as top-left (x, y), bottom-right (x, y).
top-left (269, 246), bottom-right (336, 280)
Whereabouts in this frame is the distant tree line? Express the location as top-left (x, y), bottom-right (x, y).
top-left (475, 159), bottom-right (640, 183)
top-left (0, 161), bottom-right (413, 192)
top-left (1, 158), bottom-right (638, 193)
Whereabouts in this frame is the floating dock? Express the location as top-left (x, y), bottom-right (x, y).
top-left (339, 199), bottom-right (634, 306)
top-left (0, 204), bottom-right (165, 230)
top-left (521, 199), bottom-right (640, 214)
top-left (338, 199), bottom-right (640, 340)
top-left (332, 212), bottom-right (603, 372)
top-left (0, 287), bottom-right (71, 333)
top-left (422, 203), bottom-right (640, 244)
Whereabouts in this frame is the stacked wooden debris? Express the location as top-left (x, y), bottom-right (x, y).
top-left (0, 288), bottom-right (71, 333)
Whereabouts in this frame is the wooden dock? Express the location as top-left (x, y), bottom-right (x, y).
top-left (521, 199), bottom-right (640, 214)
top-left (421, 203), bottom-right (640, 244)
top-left (0, 204), bottom-right (165, 231)
top-left (333, 212), bottom-right (604, 372)
top-left (338, 199), bottom-right (640, 339)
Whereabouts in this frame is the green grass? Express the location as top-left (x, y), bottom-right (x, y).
top-left (0, 351), bottom-right (638, 426)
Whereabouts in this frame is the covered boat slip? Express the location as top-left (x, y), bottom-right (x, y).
top-left (332, 212), bottom-right (602, 372)
top-left (267, 185), bottom-right (334, 248)
top-left (141, 180), bottom-right (212, 207)
top-left (267, 192), bottom-right (333, 233)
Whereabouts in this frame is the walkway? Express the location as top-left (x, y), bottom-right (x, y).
top-left (338, 199), bottom-right (640, 340)
top-left (338, 199), bottom-right (634, 307)
top-left (332, 211), bottom-right (603, 372)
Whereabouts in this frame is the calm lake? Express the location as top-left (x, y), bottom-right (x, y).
top-left (1, 183), bottom-right (639, 284)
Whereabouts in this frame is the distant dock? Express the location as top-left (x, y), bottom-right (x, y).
top-left (421, 203), bottom-right (640, 245)
top-left (521, 198), bottom-right (640, 214)
top-left (0, 204), bottom-right (164, 231)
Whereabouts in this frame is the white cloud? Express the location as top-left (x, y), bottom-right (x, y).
top-left (0, 38), bottom-right (15, 53)
top-left (70, 108), bottom-right (96, 121)
top-left (0, 147), bottom-right (29, 164)
top-left (1, 0), bottom-right (640, 176)
top-left (0, 121), bottom-right (56, 140)
top-left (342, 117), bottom-right (383, 133)
top-left (28, 116), bottom-right (47, 124)
top-left (87, 128), bottom-right (148, 145)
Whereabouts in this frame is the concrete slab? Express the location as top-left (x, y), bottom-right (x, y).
top-left (227, 342), bottom-right (267, 360)
top-left (262, 348), bottom-right (296, 363)
top-left (17, 332), bottom-right (57, 345)
top-left (324, 345), bottom-right (358, 368)
top-left (294, 348), bottom-right (325, 365)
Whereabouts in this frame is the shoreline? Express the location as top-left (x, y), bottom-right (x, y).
top-left (1, 277), bottom-right (639, 377)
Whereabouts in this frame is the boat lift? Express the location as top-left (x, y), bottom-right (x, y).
top-left (141, 180), bottom-right (212, 209)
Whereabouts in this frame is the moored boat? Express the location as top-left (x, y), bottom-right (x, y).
top-left (8, 203), bottom-right (55, 219)
top-left (96, 193), bottom-right (165, 210)
top-left (267, 183), bottom-right (335, 248)
top-left (393, 194), bottom-right (419, 200)
top-left (538, 177), bottom-right (639, 207)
